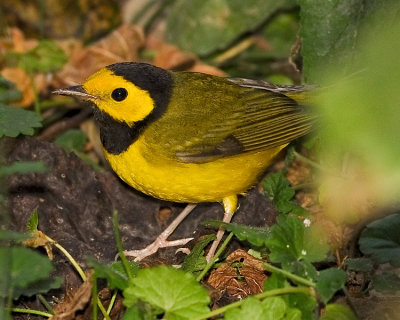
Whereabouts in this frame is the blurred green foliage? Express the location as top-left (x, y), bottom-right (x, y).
top-left (5, 40), bottom-right (67, 74)
top-left (318, 12), bottom-right (400, 203)
top-left (299, 0), bottom-right (399, 83)
top-left (0, 247), bottom-right (62, 300)
top-left (166, 0), bottom-right (296, 57)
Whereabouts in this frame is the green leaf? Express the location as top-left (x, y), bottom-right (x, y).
top-left (372, 271), bottom-right (400, 294)
top-left (166, 0), bottom-right (295, 56)
top-left (0, 311), bottom-right (12, 320)
top-left (224, 296), bottom-right (303, 320)
top-left (0, 230), bottom-right (29, 241)
top-left (287, 260), bottom-right (318, 281)
top-left (284, 308), bottom-right (302, 320)
top-left (320, 304), bottom-right (357, 320)
top-left (265, 214), bottom-right (329, 264)
top-left (16, 40), bottom-right (67, 74)
top-left (88, 258), bottom-right (139, 290)
top-left (181, 234), bottom-right (215, 274)
top-left (344, 257), bottom-right (373, 272)
top-left (315, 268), bottom-right (346, 304)
top-left (0, 161), bottom-right (46, 177)
top-left (0, 104), bottom-right (42, 138)
top-left (298, 0), bottom-right (363, 82)
top-left (0, 76), bottom-right (22, 103)
top-left (12, 276), bottom-right (63, 298)
top-left (224, 297), bottom-right (266, 320)
top-left (26, 208), bottom-right (39, 233)
top-left (55, 129), bottom-right (88, 152)
top-left (299, 0), bottom-right (400, 83)
top-left (359, 214), bottom-right (400, 267)
top-left (261, 296), bottom-right (288, 319)
top-left (264, 274), bottom-right (316, 320)
top-left (203, 220), bottom-right (271, 247)
top-left (263, 172), bottom-right (294, 214)
top-left (316, 13), bottom-right (400, 211)
top-left (263, 172), bottom-right (308, 216)
top-left (264, 273), bottom-right (289, 291)
top-left (0, 247), bottom-right (61, 299)
top-left (123, 265), bottom-right (210, 319)
top-left (287, 293), bottom-right (316, 320)
top-left (121, 306), bottom-right (144, 320)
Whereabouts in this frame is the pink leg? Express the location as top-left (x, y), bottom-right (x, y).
top-left (205, 195), bottom-right (238, 262)
top-left (124, 204), bottom-right (197, 261)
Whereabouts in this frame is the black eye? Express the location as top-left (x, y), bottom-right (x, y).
top-left (111, 88), bottom-right (128, 101)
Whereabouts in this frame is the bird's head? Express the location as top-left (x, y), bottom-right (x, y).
top-left (53, 62), bottom-right (172, 126)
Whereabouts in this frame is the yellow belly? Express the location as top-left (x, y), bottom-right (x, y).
top-left (104, 135), bottom-right (285, 203)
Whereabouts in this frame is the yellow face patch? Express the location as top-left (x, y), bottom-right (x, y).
top-left (82, 67), bottom-right (155, 124)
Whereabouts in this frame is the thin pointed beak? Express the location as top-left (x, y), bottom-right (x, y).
top-left (52, 85), bottom-right (97, 100)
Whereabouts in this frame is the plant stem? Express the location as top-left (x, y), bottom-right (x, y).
top-left (30, 74), bottom-right (41, 115)
top-left (8, 307), bottom-right (52, 318)
top-left (196, 232), bottom-right (234, 282)
top-left (213, 36), bottom-right (255, 65)
top-left (263, 263), bottom-right (316, 287)
top-left (45, 235), bottom-right (86, 281)
top-left (292, 182), bottom-right (316, 191)
top-left (192, 286), bottom-right (315, 320)
top-left (112, 210), bottom-right (133, 281)
top-left (45, 234), bottom-right (111, 320)
top-left (104, 290), bottom-right (118, 320)
top-left (98, 299), bottom-right (111, 320)
top-left (293, 151), bottom-right (325, 171)
top-left (37, 294), bottom-right (54, 315)
top-left (92, 275), bottom-right (98, 320)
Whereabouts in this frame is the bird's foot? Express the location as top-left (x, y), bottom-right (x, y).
top-left (124, 203), bottom-right (197, 262)
top-left (124, 236), bottom-right (194, 262)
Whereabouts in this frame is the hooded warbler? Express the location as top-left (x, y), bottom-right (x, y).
top-left (54, 62), bottom-right (314, 260)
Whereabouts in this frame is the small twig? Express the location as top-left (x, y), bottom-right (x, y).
top-left (196, 232), bottom-right (234, 282)
top-left (38, 107), bottom-right (92, 141)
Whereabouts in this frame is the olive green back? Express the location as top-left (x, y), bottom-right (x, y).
top-left (144, 72), bottom-right (314, 163)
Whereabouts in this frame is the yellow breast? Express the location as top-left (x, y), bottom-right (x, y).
top-left (104, 135), bottom-right (285, 203)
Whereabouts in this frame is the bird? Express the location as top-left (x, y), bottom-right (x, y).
top-left (53, 62), bottom-right (314, 261)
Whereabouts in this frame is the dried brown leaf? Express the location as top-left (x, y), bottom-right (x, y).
top-left (286, 158), bottom-right (312, 187)
top-left (1, 1), bottom-right (121, 41)
top-left (51, 270), bottom-right (93, 320)
top-left (1, 67), bottom-right (46, 107)
top-left (146, 35), bottom-right (226, 76)
top-left (207, 249), bottom-right (266, 300)
top-left (0, 28), bottom-right (38, 53)
top-left (188, 63), bottom-right (227, 77)
top-left (54, 24), bottom-right (145, 86)
top-left (24, 230), bottom-right (53, 260)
